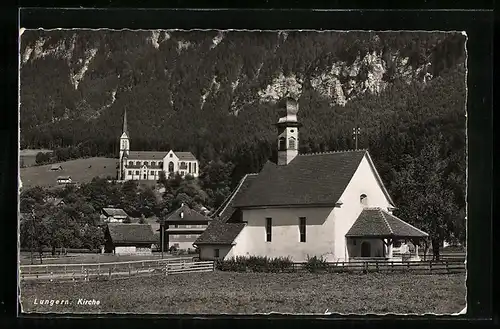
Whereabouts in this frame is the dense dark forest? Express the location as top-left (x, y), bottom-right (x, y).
top-left (19, 30), bottom-right (467, 255)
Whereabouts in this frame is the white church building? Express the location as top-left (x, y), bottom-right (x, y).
top-left (118, 109), bottom-right (200, 181)
top-left (194, 98), bottom-right (428, 263)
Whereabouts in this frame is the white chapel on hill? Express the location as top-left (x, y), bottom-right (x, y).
top-left (118, 109), bottom-right (200, 181)
top-left (194, 97), bottom-right (429, 263)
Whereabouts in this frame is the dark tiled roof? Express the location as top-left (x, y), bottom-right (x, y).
top-left (233, 150), bottom-right (367, 207)
top-left (57, 176), bottom-right (71, 180)
top-left (125, 151), bottom-right (168, 160)
top-left (164, 204), bottom-right (211, 223)
top-left (194, 174), bottom-right (258, 245)
top-left (102, 208), bottom-right (128, 218)
top-left (345, 208), bottom-right (429, 238)
top-left (107, 223), bottom-right (157, 244)
top-left (175, 152), bottom-right (197, 161)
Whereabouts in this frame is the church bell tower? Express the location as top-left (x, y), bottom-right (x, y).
top-left (119, 108), bottom-right (130, 180)
top-left (275, 97), bottom-right (301, 166)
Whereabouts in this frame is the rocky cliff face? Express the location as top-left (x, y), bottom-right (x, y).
top-left (19, 30), bottom-right (465, 152)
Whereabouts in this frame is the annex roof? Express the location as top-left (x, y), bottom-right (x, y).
top-left (174, 152), bottom-right (197, 161)
top-left (107, 223), bottom-right (157, 244)
top-left (194, 174), bottom-right (259, 245)
top-left (345, 207), bottom-right (429, 239)
top-left (232, 150), bottom-right (368, 208)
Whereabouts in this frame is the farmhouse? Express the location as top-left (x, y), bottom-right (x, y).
top-left (50, 164), bottom-right (63, 171)
top-left (56, 176), bottom-right (72, 184)
top-left (118, 109), bottom-right (200, 181)
top-left (194, 98), bottom-right (428, 262)
top-left (104, 223), bottom-right (157, 254)
top-left (100, 207), bottom-right (129, 223)
top-left (161, 203), bottom-right (211, 251)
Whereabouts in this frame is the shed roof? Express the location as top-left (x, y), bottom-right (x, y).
top-left (107, 223), bottom-right (157, 244)
top-left (345, 208), bottom-right (429, 238)
top-left (102, 208), bottom-right (129, 218)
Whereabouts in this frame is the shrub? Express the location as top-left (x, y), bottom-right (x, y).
top-left (305, 255), bottom-right (328, 273)
top-left (268, 256), bottom-right (294, 273)
top-left (215, 255), bottom-right (294, 273)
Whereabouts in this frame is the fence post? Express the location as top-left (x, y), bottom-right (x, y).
top-left (128, 263), bottom-right (131, 277)
top-left (108, 268), bottom-right (112, 280)
top-left (376, 261), bottom-right (379, 272)
top-left (446, 261), bottom-right (449, 274)
top-left (85, 268), bottom-right (89, 281)
top-left (64, 265), bottom-right (67, 275)
top-left (429, 261), bottom-right (432, 274)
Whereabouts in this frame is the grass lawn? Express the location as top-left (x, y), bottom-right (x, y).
top-left (19, 252), bottom-right (183, 265)
top-left (20, 272), bottom-right (466, 314)
top-left (20, 157), bottom-right (119, 188)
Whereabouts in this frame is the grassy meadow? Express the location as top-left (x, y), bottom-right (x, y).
top-left (20, 271), bottom-right (466, 314)
top-left (20, 157), bottom-right (119, 188)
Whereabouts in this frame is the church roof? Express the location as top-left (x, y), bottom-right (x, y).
top-left (345, 208), bottom-right (428, 238)
top-left (232, 150), bottom-right (369, 208)
top-left (126, 151), bottom-right (168, 160)
top-left (194, 174), bottom-right (259, 245)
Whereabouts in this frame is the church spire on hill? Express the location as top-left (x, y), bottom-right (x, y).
top-left (122, 108), bottom-right (128, 136)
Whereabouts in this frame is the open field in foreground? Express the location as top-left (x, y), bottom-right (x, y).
top-left (21, 271), bottom-right (466, 314)
top-left (19, 252), bottom-right (183, 265)
top-left (20, 157), bottom-right (118, 188)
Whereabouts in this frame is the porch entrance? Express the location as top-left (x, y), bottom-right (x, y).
top-left (361, 241), bottom-right (371, 257)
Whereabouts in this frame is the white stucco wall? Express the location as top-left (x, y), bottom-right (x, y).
top-left (334, 154), bottom-right (393, 261)
top-left (233, 207), bottom-right (336, 262)
top-left (199, 245), bottom-right (234, 260)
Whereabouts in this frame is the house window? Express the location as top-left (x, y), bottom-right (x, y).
top-left (151, 161), bottom-right (156, 166)
top-left (143, 174), bottom-right (146, 179)
top-left (136, 161), bottom-right (140, 166)
top-left (299, 217), bottom-right (306, 242)
top-left (168, 161), bottom-right (174, 172)
top-left (174, 224), bottom-right (178, 228)
top-left (360, 194), bottom-right (368, 206)
top-left (128, 170), bottom-right (132, 175)
top-left (170, 154), bottom-right (173, 158)
top-left (289, 137), bottom-right (296, 150)
top-left (353, 239), bottom-right (357, 246)
top-left (189, 162), bottom-right (192, 173)
top-left (180, 162), bottom-right (187, 169)
top-left (265, 218), bottom-right (272, 242)
top-left (278, 137), bottom-right (286, 151)
top-left (128, 161), bottom-right (133, 166)
top-left (214, 248), bottom-right (220, 258)
top-left (150, 171), bottom-right (155, 175)
top-left (144, 161), bottom-right (149, 166)
top-left (135, 170), bottom-right (139, 175)
top-left (193, 163), bottom-right (197, 173)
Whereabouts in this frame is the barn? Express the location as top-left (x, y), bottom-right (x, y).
top-left (104, 223), bottom-right (157, 255)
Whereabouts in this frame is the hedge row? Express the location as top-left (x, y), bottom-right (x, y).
top-left (215, 255), bottom-right (332, 273)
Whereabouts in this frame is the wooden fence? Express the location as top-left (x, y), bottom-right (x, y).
top-left (20, 257), bottom-right (209, 282)
top-left (216, 259), bottom-right (466, 275)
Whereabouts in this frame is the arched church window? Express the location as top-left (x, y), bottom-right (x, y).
top-left (151, 161), bottom-right (156, 166)
top-left (144, 161), bottom-right (149, 166)
top-left (168, 161), bottom-right (174, 172)
top-left (360, 194), bottom-right (368, 206)
top-left (279, 137), bottom-right (286, 151)
top-left (135, 161), bottom-right (140, 166)
top-left (128, 161), bottom-right (133, 166)
top-left (289, 137), bottom-right (296, 150)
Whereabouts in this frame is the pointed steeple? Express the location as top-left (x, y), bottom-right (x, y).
top-left (123, 108), bottom-right (128, 136)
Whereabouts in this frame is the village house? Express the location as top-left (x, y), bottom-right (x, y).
top-left (160, 203), bottom-right (211, 251)
top-left (104, 223), bottom-right (157, 255)
top-left (100, 207), bottom-right (129, 223)
top-left (56, 176), bottom-right (72, 185)
top-left (50, 164), bottom-right (63, 171)
top-left (118, 109), bottom-right (200, 181)
top-left (194, 98), bottom-right (428, 262)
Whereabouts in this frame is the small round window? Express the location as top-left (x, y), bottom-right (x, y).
top-left (290, 130), bottom-right (294, 133)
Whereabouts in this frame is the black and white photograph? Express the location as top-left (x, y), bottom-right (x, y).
top-left (18, 28), bottom-right (467, 315)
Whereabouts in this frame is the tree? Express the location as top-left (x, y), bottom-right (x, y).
top-left (20, 205), bottom-right (51, 264)
top-left (392, 134), bottom-right (457, 260)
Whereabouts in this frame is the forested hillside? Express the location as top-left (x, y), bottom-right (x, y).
top-left (19, 30), bottom-right (467, 254)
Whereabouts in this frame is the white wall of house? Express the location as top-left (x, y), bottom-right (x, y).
top-left (115, 246), bottom-right (137, 254)
top-left (122, 152), bottom-right (199, 181)
top-left (334, 154), bottom-right (393, 262)
top-left (199, 244), bottom-right (234, 260)
top-left (232, 206), bottom-right (336, 262)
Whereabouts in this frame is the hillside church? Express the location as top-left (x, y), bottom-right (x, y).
top-left (195, 98), bottom-right (429, 263)
top-left (118, 109), bottom-right (200, 181)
